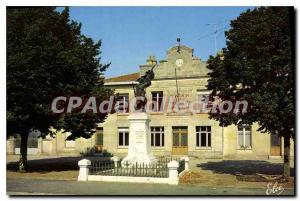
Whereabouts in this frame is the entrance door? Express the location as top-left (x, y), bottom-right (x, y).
top-left (172, 127), bottom-right (188, 155)
top-left (270, 133), bottom-right (281, 156)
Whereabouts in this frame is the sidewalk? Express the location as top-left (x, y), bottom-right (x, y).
top-left (7, 178), bottom-right (295, 195)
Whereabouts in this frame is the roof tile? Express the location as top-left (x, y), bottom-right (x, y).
top-left (104, 72), bottom-right (140, 83)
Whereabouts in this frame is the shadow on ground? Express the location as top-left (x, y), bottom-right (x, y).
top-left (7, 156), bottom-right (110, 173)
top-left (197, 160), bottom-right (294, 176)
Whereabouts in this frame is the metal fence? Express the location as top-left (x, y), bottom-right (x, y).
top-left (156, 156), bottom-right (180, 165)
top-left (90, 160), bottom-right (169, 178)
top-left (90, 156), bottom-right (186, 178)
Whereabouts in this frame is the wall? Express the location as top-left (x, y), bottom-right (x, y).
top-left (100, 77), bottom-right (224, 158)
top-left (223, 123), bottom-right (295, 159)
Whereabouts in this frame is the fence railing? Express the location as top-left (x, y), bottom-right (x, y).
top-left (78, 157), bottom-right (189, 184)
top-left (90, 160), bottom-right (169, 178)
top-left (156, 156), bottom-right (180, 165)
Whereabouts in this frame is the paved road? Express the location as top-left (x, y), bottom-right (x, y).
top-left (7, 178), bottom-right (295, 196)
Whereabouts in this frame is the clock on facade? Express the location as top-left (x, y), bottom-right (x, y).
top-left (175, 59), bottom-right (184, 67)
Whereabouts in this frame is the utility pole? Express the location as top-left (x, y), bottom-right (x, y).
top-left (175, 38), bottom-right (180, 101)
top-left (175, 67), bottom-right (179, 101)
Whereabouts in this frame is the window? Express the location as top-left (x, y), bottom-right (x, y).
top-left (151, 127), bottom-right (164, 147)
top-left (151, 91), bottom-right (163, 112)
top-left (118, 128), bottom-right (129, 147)
top-left (197, 90), bottom-right (210, 113)
top-left (116, 94), bottom-right (129, 113)
top-left (196, 126), bottom-right (211, 147)
top-left (96, 127), bottom-right (103, 146)
top-left (237, 125), bottom-right (252, 148)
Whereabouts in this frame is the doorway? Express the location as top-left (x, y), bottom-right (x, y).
top-left (270, 133), bottom-right (281, 156)
top-left (172, 126), bottom-right (188, 155)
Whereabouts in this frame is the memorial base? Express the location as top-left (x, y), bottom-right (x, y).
top-left (121, 112), bottom-right (157, 167)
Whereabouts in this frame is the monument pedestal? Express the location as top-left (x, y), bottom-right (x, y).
top-left (121, 112), bottom-right (157, 167)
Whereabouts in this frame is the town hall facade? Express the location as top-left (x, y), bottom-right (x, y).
top-left (6, 45), bottom-right (294, 159)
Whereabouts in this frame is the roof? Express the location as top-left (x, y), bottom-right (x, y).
top-left (104, 72), bottom-right (140, 83)
top-left (167, 45), bottom-right (193, 54)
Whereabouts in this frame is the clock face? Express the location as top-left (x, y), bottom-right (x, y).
top-left (176, 59), bottom-right (184, 67)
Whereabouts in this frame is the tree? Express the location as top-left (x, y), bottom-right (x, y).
top-left (7, 7), bottom-right (112, 172)
top-left (206, 7), bottom-right (294, 180)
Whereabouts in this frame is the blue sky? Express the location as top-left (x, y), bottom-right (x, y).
top-left (66, 7), bottom-right (253, 78)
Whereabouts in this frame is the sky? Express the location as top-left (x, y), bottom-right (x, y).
top-left (65, 7), bottom-right (253, 78)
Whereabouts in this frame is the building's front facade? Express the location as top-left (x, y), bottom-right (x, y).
top-left (98, 45), bottom-right (294, 159)
top-left (6, 45), bottom-right (294, 159)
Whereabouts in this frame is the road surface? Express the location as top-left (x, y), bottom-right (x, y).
top-left (7, 178), bottom-right (295, 196)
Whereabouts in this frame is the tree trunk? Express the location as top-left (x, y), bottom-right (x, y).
top-left (283, 135), bottom-right (290, 180)
top-left (19, 133), bottom-right (28, 172)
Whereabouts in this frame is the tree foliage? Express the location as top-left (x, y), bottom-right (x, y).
top-left (7, 7), bottom-right (112, 170)
top-left (206, 7), bottom-right (294, 179)
top-left (207, 7), bottom-right (294, 138)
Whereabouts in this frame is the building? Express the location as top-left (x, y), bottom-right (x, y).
top-left (7, 45), bottom-right (294, 159)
